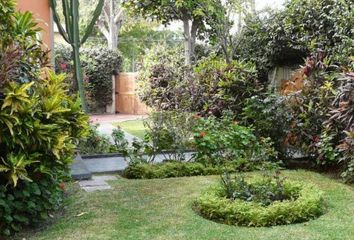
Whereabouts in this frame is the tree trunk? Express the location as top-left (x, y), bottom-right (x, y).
top-left (108, 0), bottom-right (117, 50)
top-left (250, 0), bottom-right (256, 14)
top-left (183, 19), bottom-right (191, 65)
top-left (190, 21), bottom-right (198, 63)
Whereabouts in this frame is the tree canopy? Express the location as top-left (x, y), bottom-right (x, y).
top-left (122, 0), bottom-right (224, 65)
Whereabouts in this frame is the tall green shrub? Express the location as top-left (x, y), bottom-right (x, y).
top-left (55, 44), bottom-right (122, 113)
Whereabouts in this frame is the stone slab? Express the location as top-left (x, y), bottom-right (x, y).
top-left (83, 157), bottom-right (128, 173)
top-left (71, 155), bottom-right (92, 180)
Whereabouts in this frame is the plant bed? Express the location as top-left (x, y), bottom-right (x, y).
top-left (123, 160), bottom-right (259, 179)
top-left (194, 177), bottom-right (325, 227)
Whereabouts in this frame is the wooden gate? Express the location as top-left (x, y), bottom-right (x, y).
top-left (115, 73), bottom-right (149, 114)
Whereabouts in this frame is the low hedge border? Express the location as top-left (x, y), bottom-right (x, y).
top-left (123, 160), bottom-right (257, 179)
top-left (193, 179), bottom-right (325, 227)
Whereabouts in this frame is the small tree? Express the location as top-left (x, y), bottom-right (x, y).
top-left (122, 0), bottom-right (222, 65)
top-left (50, 0), bottom-right (104, 112)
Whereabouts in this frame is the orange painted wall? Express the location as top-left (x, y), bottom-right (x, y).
top-left (16, 0), bottom-right (53, 50)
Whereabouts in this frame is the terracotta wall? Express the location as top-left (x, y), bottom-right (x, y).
top-left (16, 0), bottom-right (53, 50)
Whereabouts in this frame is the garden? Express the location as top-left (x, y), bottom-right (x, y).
top-left (1, 0), bottom-right (353, 239)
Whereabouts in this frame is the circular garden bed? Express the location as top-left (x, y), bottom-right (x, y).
top-left (194, 178), bottom-right (325, 227)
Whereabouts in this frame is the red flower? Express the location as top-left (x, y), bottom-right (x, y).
top-left (194, 113), bottom-right (201, 119)
top-left (59, 182), bottom-right (65, 191)
top-left (60, 62), bottom-right (67, 70)
top-left (303, 65), bottom-right (311, 77)
top-left (312, 135), bottom-right (320, 143)
top-left (199, 131), bottom-right (206, 138)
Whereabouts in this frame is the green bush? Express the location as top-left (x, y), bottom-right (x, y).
top-left (143, 111), bottom-right (197, 160)
top-left (194, 177), bottom-right (324, 227)
top-left (0, 2), bottom-right (88, 236)
top-left (137, 45), bottom-right (200, 111)
top-left (123, 161), bottom-right (256, 179)
top-left (193, 113), bottom-right (277, 166)
top-left (55, 44), bottom-right (123, 113)
top-left (194, 57), bottom-right (261, 116)
top-left (78, 124), bottom-right (118, 155)
top-left (242, 94), bottom-right (293, 158)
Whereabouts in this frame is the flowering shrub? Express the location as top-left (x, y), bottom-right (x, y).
top-left (78, 124), bottom-right (118, 154)
top-left (193, 113), bottom-right (277, 167)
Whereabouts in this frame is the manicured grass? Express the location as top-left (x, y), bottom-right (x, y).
top-left (15, 170), bottom-right (354, 240)
top-left (114, 120), bottom-right (146, 139)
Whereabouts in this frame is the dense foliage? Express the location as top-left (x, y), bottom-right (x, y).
top-left (194, 176), bottom-right (324, 226)
top-left (138, 47), bottom-right (261, 116)
top-left (193, 113), bottom-right (277, 166)
top-left (55, 44), bottom-right (123, 113)
top-left (0, 2), bottom-right (88, 236)
top-left (122, 0), bottom-right (224, 64)
top-left (137, 45), bottom-right (197, 111)
top-left (195, 57), bottom-right (260, 116)
top-left (242, 94), bottom-right (293, 158)
top-left (236, 0), bottom-right (353, 81)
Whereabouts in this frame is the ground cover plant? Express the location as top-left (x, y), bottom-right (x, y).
top-left (12, 171), bottom-right (354, 240)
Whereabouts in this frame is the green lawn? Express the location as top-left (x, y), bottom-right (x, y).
top-left (15, 170), bottom-right (354, 240)
top-left (114, 120), bottom-right (146, 139)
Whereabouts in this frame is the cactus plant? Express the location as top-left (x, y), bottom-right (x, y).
top-left (50, 0), bottom-right (104, 112)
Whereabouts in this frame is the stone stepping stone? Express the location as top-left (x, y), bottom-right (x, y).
top-left (79, 175), bottom-right (117, 192)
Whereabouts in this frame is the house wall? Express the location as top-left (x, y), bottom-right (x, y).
top-left (16, 0), bottom-right (53, 51)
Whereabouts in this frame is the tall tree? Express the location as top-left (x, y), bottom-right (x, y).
top-left (97, 0), bottom-right (125, 50)
top-left (208, 0), bottom-right (257, 63)
top-left (122, 0), bottom-right (222, 65)
top-left (50, 0), bottom-right (104, 112)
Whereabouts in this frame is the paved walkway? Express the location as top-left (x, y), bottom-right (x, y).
top-left (89, 114), bottom-right (147, 144)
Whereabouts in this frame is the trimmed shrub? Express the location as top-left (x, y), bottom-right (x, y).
top-left (194, 178), bottom-right (324, 227)
top-left (123, 160), bottom-right (256, 179)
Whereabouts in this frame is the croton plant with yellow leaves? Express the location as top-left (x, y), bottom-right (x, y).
top-left (0, 0), bottom-right (88, 236)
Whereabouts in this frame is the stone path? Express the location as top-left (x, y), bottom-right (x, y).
top-left (78, 175), bottom-right (117, 192)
